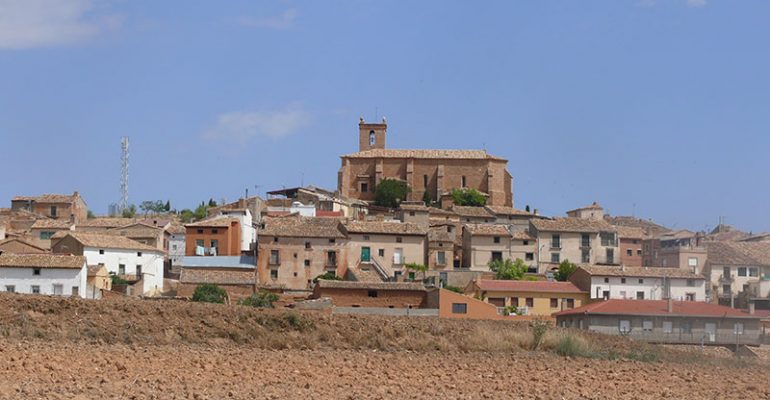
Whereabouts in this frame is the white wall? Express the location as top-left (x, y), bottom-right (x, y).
top-left (0, 266), bottom-right (87, 298)
top-left (589, 276), bottom-right (706, 301)
top-left (169, 234), bottom-right (186, 265)
top-left (83, 247), bottom-right (164, 295)
top-left (221, 209), bottom-right (256, 251)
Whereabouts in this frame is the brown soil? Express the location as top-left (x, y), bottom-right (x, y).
top-left (0, 294), bottom-right (766, 399)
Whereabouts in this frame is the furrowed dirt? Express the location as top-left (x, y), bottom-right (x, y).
top-left (0, 294), bottom-right (766, 399)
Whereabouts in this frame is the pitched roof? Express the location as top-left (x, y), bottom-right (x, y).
top-left (567, 202), bottom-right (603, 213)
top-left (614, 226), bottom-right (647, 240)
top-left (12, 193), bottom-right (81, 204)
top-left (428, 226), bottom-right (453, 243)
top-left (180, 267), bottom-right (256, 285)
top-left (553, 299), bottom-right (760, 319)
top-left (577, 265), bottom-right (704, 279)
top-left (706, 242), bottom-right (770, 266)
top-left (87, 265), bottom-right (108, 276)
top-left (0, 254), bottom-right (85, 269)
top-left (185, 216), bottom-right (239, 228)
top-left (343, 221), bottom-right (427, 236)
top-left (53, 231), bottom-right (161, 252)
top-left (484, 205), bottom-right (541, 218)
top-left (341, 149), bottom-right (506, 161)
top-left (603, 215), bottom-right (670, 237)
top-left (77, 217), bottom-right (136, 228)
top-left (261, 216), bottom-right (346, 238)
top-left (473, 279), bottom-right (586, 294)
top-left (531, 218), bottom-right (615, 233)
top-left (399, 203), bottom-right (430, 212)
top-left (0, 238), bottom-right (48, 253)
top-left (31, 219), bottom-right (74, 230)
top-left (464, 223), bottom-right (510, 237)
top-left (107, 223), bottom-right (164, 237)
top-left (315, 280), bottom-right (427, 291)
top-left (451, 206), bottom-right (495, 219)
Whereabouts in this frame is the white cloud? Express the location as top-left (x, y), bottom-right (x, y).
top-left (203, 105), bottom-right (311, 143)
top-left (236, 9), bottom-right (297, 30)
top-left (0, 0), bottom-right (121, 49)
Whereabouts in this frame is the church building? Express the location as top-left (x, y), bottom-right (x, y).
top-left (337, 118), bottom-right (513, 207)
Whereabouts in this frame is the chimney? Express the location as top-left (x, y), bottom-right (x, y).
top-left (667, 297), bottom-right (673, 313)
top-left (749, 301), bottom-right (755, 315)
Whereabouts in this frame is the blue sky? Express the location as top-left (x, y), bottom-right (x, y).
top-left (1, 0), bottom-right (768, 232)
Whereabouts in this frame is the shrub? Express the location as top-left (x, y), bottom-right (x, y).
top-left (555, 260), bottom-right (578, 282)
top-left (555, 334), bottom-right (592, 358)
top-left (488, 258), bottom-right (527, 280)
top-left (444, 285), bottom-right (463, 294)
top-left (530, 319), bottom-right (550, 350)
top-left (239, 290), bottom-right (279, 308)
top-left (110, 274), bottom-right (128, 285)
top-left (626, 344), bottom-right (661, 362)
top-left (450, 188), bottom-right (486, 207)
top-left (374, 178), bottom-right (410, 208)
top-left (313, 272), bottom-right (341, 282)
top-left (191, 284), bottom-right (227, 304)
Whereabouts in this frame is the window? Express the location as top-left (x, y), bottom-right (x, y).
top-left (636, 291), bottom-right (644, 300)
top-left (363, 235), bottom-right (370, 241)
top-left (211, 229), bottom-right (218, 234)
top-left (461, 176), bottom-right (467, 188)
top-left (172, 244), bottom-right (177, 250)
top-left (33, 268), bottom-right (41, 276)
top-left (722, 284), bottom-right (731, 294)
top-left (551, 234), bottom-right (561, 249)
top-left (525, 253), bottom-right (534, 261)
top-left (31, 285), bottom-right (40, 294)
top-left (98, 263), bottom-right (104, 267)
top-left (396, 237), bottom-right (403, 243)
top-left (581, 249), bottom-right (590, 263)
top-left (329, 238), bottom-right (336, 244)
top-left (685, 293), bottom-right (695, 301)
top-left (72, 287), bottom-right (79, 296)
top-left (136, 265), bottom-right (142, 276)
top-left (525, 298), bottom-right (534, 307)
top-left (663, 321), bottom-right (673, 333)
top-left (627, 249), bottom-right (633, 257)
top-left (195, 240), bottom-right (204, 248)
top-left (565, 298), bottom-right (575, 309)
top-left (605, 248), bottom-right (614, 264)
top-left (511, 297), bottom-right (519, 307)
top-left (619, 320), bottom-right (631, 333)
top-left (522, 240), bottom-right (529, 246)
top-left (137, 252), bottom-right (142, 257)
top-left (369, 130), bottom-right (376, 145)
top-left (378, 249), bottom-right (385, 257)
top-left (368, 290), bottom-right (378, 298)
top-left (408, 272), bottom-right (416, 281)
top-left (210, 240), bottom-right (218, 250)
top-left (270, 269), bottom-right (278, 280)
top-left (423, 174), bottom-right (428, 188)
top-left (50, 206), bottom-right (58, 217)
top-left (550, 298), bottom-right (558, 308)
top-left (493, 236), bottom-right (500, 244)
top-left (436, 251), bottom-right (446, 265)
top-left (451, 303), bottom-right (467, 314)
top-left (5, 285), bottom-right (15, 293)
top-left (604, 277), bottom-right (609, 283)
top-left (642, 320), bottom-right (653, 332)
top-left (749, 268), bottom-right (759, 277)
top-left (197, 229), bottom-right (203, 234)
top-left (270, 250), bottom-right (280, 265)
top-left (738, 267), bottom-right (747, 277)
top-left (600, 232), bottom-right (616, 246)
top-left (52, 284), bottom-right (63, 296)
top-left (681, 321), bottom-right (692, 334)
top-left (326, 251), bottom-right (337, 267)
top-left (619, 290), bottom-right (627, 299)
top-left (581, 234), bottom-right (590, 247)
top-left (360, 182), bottom-right (369, 193)
top-left (304, 259), bottom-right (310, 267)
top-left (293, 272), bottom-right (298, 277)
top-left (273, 237), bottom-right (279, 243)
top-left (40, 231), bottom-right (54, 240)
top-left (99, 249), bottom-right (105, 255)
top-left (688, 257), bottom-right (698, 267)
top-left (409, 211), bottom-right (415, 216)
top-left (734, 323), bottom-right (744, 335)
top-left (491, 251), bottom-right (503, 262)
top-left (602, 290), bottom-right (610, 300)
top-left (305, 241), bottom-right (311, 250)
top-left (637, 249), bottom-right (642, 256)
top-left (621, 278), bottom-right (626, 284)
top-left (638, 278), bottom-right (644, 284)
top-left (551, 253), bottom-right (560, 263)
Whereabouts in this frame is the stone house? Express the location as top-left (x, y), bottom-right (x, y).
top-left (257, 216), bottom-right (348, 291)
top-left (0, 253), bottom-right (87, 298)
top-left (554, 299), bottom-right (765, 346)
top-left (343, 220), bottom-right (428, 281)
top-left (461, 224), bottom-right (536, 271)
top-left (451, 206), bottom-right (496, 224)
top-left (530, 218), bottom-right (619, 272)
top-left (337, 118), bottom-right (513, 207)
top-left (565, 202), bottom-right (605, 220)
top-left (642, 230), bottom-right (706, 270)
top-left (484, 205), bottom-right (546, 232)
top-left (11, 192), bottom-right (88, 223)
top-left (464, 279), bottom-right (588, 316)
top-left (178, 255), bottom-right (257, 302)
top-left (568, 265), bottom-right (706, 302)
top-left (107, 222), bottom-right (169, 253)
top-left (0, 238), bottom-right (48, 255)
top-left (29, 219), bottom-right (75, 249)
top-left (312, 280), bottom-right (427, 308)
top-left (705, 241), bottom-right (770, 303)
top-left (615, 226), bottom-right (646, 267)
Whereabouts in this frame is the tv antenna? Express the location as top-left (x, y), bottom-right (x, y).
top-left (120, 137), bottom-right (129, 212)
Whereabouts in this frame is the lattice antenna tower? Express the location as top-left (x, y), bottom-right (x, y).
top-left (120, 137), bottom-right (129, 212)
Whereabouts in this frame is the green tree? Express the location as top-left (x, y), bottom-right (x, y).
top-left (208, 198), bottom-right (217, 207)
top-left (488, 258), bottom-right (528, 280)
top-left (87, 210), bottom-right (95, 219)
top-left (422, 190), bottom-right (432, 206)
top-left (555, 260), bottom-right (578, 282)
top-left (165, 200), bottom-right (171, 212)
top-left (238, 290), bottom-right (279, 308)
top-left (193, 202), bottom-right (209, 221)
top-left (191, 283), bottom-right (228, 304)
top-left (140, 200), bottom-right (166, 215)
top-left (405, 262), bottom-right (428, 281)
top-left (525, 205), bottom-right (531, 212)
top-left (313, 272), bottom-right (342, 282)
top-left (450, 188), bottom-right (486, 207)
top-left (121, 204), bottom-right (137, 218)
top-left (179, 209), bottom-right (195, 223)
top-left (374, 178), bottom-right (410, 208)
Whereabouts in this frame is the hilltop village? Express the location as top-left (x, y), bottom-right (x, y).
top-left (1, 118), bottom-right (769, 348)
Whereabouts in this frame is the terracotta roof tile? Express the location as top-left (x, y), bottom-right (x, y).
top-left (614, 226), bottom-right (647, 240)
top-left (554, 299), bottom-right (760, 319)
top-left (0, 254), bottom-right (85, 269)
top-left (52, 231), bottom-right (161, 252)
top-left (531, 218), bottom-right (615, 233)
top-left (567, 202), bottom-right (603, 213)
top-left (706, 242), bottom-right (770, 266)
top-left (77, 217), bottom-right (136, 228)
top-left (464, 224), bottom-right (510, 236)
top-left (261, 215), bottom-right (346, 238)
top-left (344, 221), bottom-right (427, 236)
top-left (474, 279), bottom-right (586, 294)
top-left (185, 217), bottom-right (239, 228)
top-left (484, 205), bottom-right (541, 217)
top-left (31, 219), bottom-right (74, 229)
top-left (342, 149), bottom-right (506, 161)
top-left (577, 265), bottom-right (704, 279)
top-left (451, 206), bottom-right (495, 218)
top-left (315, 280), bottom-right (427, 291)
top-left (180, 267), bottom-right (256, 285)
top-left (12, 193), bottom-right (81, 203)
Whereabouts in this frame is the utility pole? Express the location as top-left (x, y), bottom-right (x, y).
top-left (120, 137), bottom-right (129, 213)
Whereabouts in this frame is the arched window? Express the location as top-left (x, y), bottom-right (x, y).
top-left (369, 130), bottom-right (376, 145)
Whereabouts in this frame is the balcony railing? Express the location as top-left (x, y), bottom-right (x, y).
top-left (719, 274), bottom-right (735, 283)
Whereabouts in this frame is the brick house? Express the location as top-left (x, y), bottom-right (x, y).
top-left (642, 230), bottom-right (706, 270)
top-left (29, 219), bottom-right (75, 249)
top-left (0, 238), bottom-right (48, 255)
top-left (312, 280), bottom-right (428, 308)
top-left (464, 279), bottom-right (588, 316)
top-left (178, 256), bottom-right (257, 302)
top-left (337, 118), bottom-right (513, 207)
top-left (11, 192), bottom-right (88, 223)
top-left (257, 216), bottom-right (348, 290)
top-left (185, 217), bottom-right (242, 256)
top-left (615, 226), bottom-right (646, 267)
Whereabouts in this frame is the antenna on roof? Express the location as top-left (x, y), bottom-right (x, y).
top-left (120, 137), bottom-right (129, 213)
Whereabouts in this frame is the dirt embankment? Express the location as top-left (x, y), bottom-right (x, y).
top-left (0, 294), bottom-right (768, 399)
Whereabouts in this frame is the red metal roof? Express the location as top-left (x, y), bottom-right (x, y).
top-left (553, 299), bottom-right (761, 319)
top-left (474, 280), bottom-right (586, 294)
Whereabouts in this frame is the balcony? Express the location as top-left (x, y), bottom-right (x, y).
top-left (719, 274), bottom-right (735, 284)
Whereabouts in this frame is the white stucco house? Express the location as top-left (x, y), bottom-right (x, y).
top-left (168, 224), bottom-right (186, 267)
top-left (52, 231), bottom-right (165, 296)
top-left (569, 265), bottom-right (707, 302)
top-left (219, 208), bottom-right (257, 251)
top-left (0, 253), bottom-right (87, 297)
